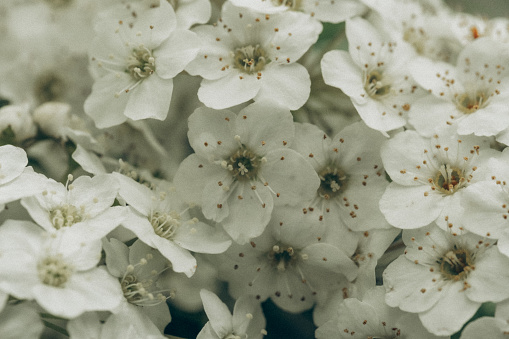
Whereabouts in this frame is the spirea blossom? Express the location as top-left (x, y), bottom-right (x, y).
top-left (185, 1), bottom-right (322, 110)
top-left (379, 126), bottom-right (498, 232)
top-left (321, 16), bottom-right (425, 133)
top-left (174, 102), bottom-right (319, 244)
top-left (0, 220), bottom-right (124, 318)
top-left (384, 224), bottom-right (509, 335)
top-left (84, 0), bottom-right (200, 128)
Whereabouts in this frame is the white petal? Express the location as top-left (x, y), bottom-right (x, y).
top-left (187, 107), bottom-right (238, 161)
top-left (467, 246), bottom-right (509, 303)
top-left (321, 50), bottom-right (366, 105)
top-left (418, 282), bottom-right (479, 336)
top-left (155, 29), bottom-right (200, 79)
top-left (260, 149), bottom-right (320, 206)
top-left (0, 145), bottom-right (27, 185)
top-left (379, 184), bottom-right (442, 229)
top-left (254, 63), bottom-right (311, 110)
top-left (84, 73), bottom-right (130, 128)
top-left (200, 289), bottom-right (233, 338)
top-left (173, 221), bottom-right (232, 254)
top-left (173, 154), bottom-right (225, 205)
top-left (234, 101), bottom-right (295, 155)
top-left (124, 75), bottom-right (173, 121)
top-left (34, 267), bottom-right (123, 319)
top-left (198, 72), bottom-right (261, 109)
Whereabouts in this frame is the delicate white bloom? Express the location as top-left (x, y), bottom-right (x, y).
top-left (0, 103), bottom-right (37, 142)
top-left (0, 145), bottom-right (48, 210)
top-left (460, 149), bottom-right (509, 250)
top-left (84, 0), bottom-right (200, 128)
top-left (103, 238), bottom-right (171, 332)
top-left (384, 224), bottom-right (509, 336)
top-left (460, 299), bottom-right (509, 339)
top-left (313, 227), bottom-right (399, 326)
top-left (0, 302), bottom-right (44, 339)
top-left (0, 16), bottom-right (93, 111)
top-left (68, 308), bottom-right (166, 339)
top-left (21, 173), bottom-right (126, 241)
top-left (230, 0), bottom-right (367, 23)
top-left (0, 220), bottom-right (124, 318)
top-left (198, 289), bottom-right (266, 339)
top-left (185, 2), bottom-right (322, 110)
top-left (291, 121), bottom-right (390, 233)
top-left (449, 12), bottom-right (509, 46)
top-left (215, 206), bottom-right (358, 313)
top-left (33, 102), bottom-right (84, 140)
top-left (409, 38), bottom-right (509, 138)
top-left (316, 286), bottom-right (446, 338)
top-left (115, 172), bottom-right (231, 277)
top-left (362, 0), bottom-right (463, 64)
top-left (143, 0), bottom-right (212, 29)
top-left (174, 102), bottom-right (319, 244)
top-left (321, 17), bottom-right (425, 134)
top-left (379, 127), bottom-right (498, 232)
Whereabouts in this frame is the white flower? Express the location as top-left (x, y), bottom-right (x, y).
top-left (174, 102), bottom-right (319, 244)
top-left (459, 149), bottom-right (509, 238)
top-left (361, 0), bottom-right (463, 64)
top-left (0, 220), bottom-right (123, 318)
top-left (103, 238), bottom-right (172, 332)
top-left (316, 286), bottom-right (446, 338)
top-left (185, 2), bottom-right (322, 110)
top-left (409, 38), bottom-right (509, 138)
top-left (230, 0), bottom-right (367, 23)
top-left (84, 0), bottom-right (200, 128)
top-left (0, 145), bottom-right (48, 210)
top-left (321, 16), bottom-right (425, 134)
top-left (383, 224), bottom-right (509, 336)
top-left (198, 289), bottom-right (267, 339)
top-left (291, 121), bottom-right (390, 233)
top-left (114, 173), bottom-right (231, 277)
top-left (313, 227), bottom-right (400, 327)
top-left (379, 127), bottom-right (498, 232)
top-left (0, 103), bottom-right (37, 142)
top-left (21, 173), bottom-right (126, 241)
top-left (144, 0), bottom-right (212, 29)
top-left (67, 308), bottom-right (166, 339)
top-left (0, 303), bottom-right (44, 339)
top-left (460, 299), bottom-right (509, 339)
top-left (215, 206), bottom-right (358, 313)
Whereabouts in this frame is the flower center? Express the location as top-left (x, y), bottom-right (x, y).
top-left (150, 210), bottom-right (181, 240)
top-left (455, 92), bottom-right (488, 114)
top-left (227, 148), bottom-right (260, 181)
top-left (268, 245), bottom-right (297, 272)
top-left (35, 72), bottom-right (65, 103)
top-left (120, 273), bottom-right (165, 306)
top-left (37, 255), bottom-right (73, 288)
top-left (272, 0), bottom-right (301, 9)
top-left (433, 164), bottom-right (465, 194)
top-left (234, 45), bottom-right (269, 74)
top-left (365, 70), bottom-right (391, 98)
top-left (127, 46), bottom-right (156, 81)
top-left (50, 204), bottom-right (85, 229)
top-left (439, 248), bottom-right (474, 281)
top-left (317, 166), bottom-right (347, 200)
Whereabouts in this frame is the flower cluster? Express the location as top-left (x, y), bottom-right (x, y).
top-left (0, 0), bottom-right (508, 338)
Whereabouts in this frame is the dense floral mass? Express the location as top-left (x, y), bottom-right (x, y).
top-left (0, 0), bottom-right (508, 338)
